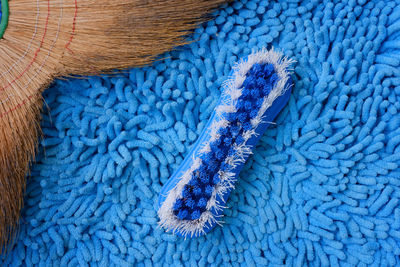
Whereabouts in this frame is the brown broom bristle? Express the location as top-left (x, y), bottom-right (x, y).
top-left (0, 0), bottom-right (228, 253)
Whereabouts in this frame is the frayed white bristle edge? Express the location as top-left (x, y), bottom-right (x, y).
top-left (158, 47), bottom-right (295, 237)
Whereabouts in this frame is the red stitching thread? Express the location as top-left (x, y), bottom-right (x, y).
top-left (0, 0), bottom-right (78, 118)
top-left (0, 0), bottom-right (50, 92)
top-left (65, 0), bottom-right (77, 53)
top-left (0, 94), bottom-right (34, 118)
top-left (64, 0), bottom-right (100, 74)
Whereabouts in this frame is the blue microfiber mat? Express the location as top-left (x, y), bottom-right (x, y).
top-left (2, 0), bottom-right (400, 266)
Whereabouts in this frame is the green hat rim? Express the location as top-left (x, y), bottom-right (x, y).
top-left (0, 0), bottom-right (9, 39)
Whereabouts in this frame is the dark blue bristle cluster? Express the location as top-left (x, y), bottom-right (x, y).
top-left (173, 63), bottom-right (279, 220)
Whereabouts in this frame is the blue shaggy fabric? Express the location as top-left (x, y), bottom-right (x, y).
top-left (2, 0), bottom-right (400, 266)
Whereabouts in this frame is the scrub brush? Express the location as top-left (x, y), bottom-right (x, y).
top-left (158, 48), bottom-right (294, 237)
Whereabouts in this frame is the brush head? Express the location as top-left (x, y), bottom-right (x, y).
top-left (158, 48), bottom-right (294, 237)
top-left (173, 63), bottom-right (279, 221)
top-left (0, 0), bottom-right (228, 253)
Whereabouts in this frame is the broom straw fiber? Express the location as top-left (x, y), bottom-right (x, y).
top-left (0, 0), bottom-right (228, 253)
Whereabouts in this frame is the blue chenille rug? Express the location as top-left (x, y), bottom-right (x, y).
top-left (2, 0), bottom-right (400, 266)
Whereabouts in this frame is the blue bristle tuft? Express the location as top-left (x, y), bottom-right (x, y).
top-left (243, 122), bottom-right (252, 131)
top-left (197, 198), bottom-right (208, 208)
top-left (226, 112), bottom-right (238, 122)
top-left (182, 187), bottom-right (191, 199)
top-left (220, 162), bottom-right (229, 172)
top-left (188, 179), bottom-right (198, 187)
top-left (235, 135), bottom-right (245, 145)
top-left (223, 136), bottom-right (233, 146)
top-left (192, 186), bottom-right (202, 196)
top-left (173, 199), bottom-right (183, 210)
top-left (262, 64), bottom-right (274, 76)
top-left (206, 161), bottom-right (218, 173)
top-left (249, 109), bottom-right (259, 118)
top-left (214, 150), bottom-right (225, 161)
top-left (262, 84), bottom-right (272, 96)
top-left (212, 174), bottom-right (221, 185)
top-left (191, 210), bottom-right (201, 220)
top-left (204, 185), bottom-right (213, 198)
top-left (185, 198), bottom-right (195, 209)
top-left (244, 101), bottom-right (253, 111)
top-left (227, 148), bottom-right (235, 158)
top-left (249, 63), bottom-right (262, 74)
top-left (218, 127), bottom-right (228, 136)
top-left (250, 88), bottom-right (261, 98)
top-left (230, 125), bottom-right (240, 137)
top-left (199, 171), bottom-right (209, 184)
top-left (269, 73), bottom-right (279, 86)
top-left (177, 209), bottom-right (188, 220)
top-left (237, 112), bottom-right (248, 123)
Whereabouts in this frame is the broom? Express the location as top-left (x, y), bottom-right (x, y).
top-left (0, 0), bottom-right (228, 253)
